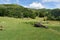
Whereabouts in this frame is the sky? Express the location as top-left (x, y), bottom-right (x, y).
top-left (0, 0), bottom-right (60, 9)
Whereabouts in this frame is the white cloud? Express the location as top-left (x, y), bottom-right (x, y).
top-left (24, 2), bottom-right (44, 9)
top-left (42, 0), bottom-right (60, 2)
top-left (42, 0), bottom-right (60, 9)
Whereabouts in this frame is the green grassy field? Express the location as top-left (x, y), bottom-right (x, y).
top-left (0, 17), bottom-right (60, 40)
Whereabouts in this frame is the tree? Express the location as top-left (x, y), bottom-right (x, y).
top-left (47, 9), bottom-right (60, 21)
top-left (29, 10), bottom-right (36, 19)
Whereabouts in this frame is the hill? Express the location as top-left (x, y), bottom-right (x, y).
top-left (0, 4), bottom-right (60, 20)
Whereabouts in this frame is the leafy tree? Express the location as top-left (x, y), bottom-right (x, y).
top-left (47, 9), bottom-right (60, 20)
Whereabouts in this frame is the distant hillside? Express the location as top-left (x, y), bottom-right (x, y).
top-left (0, 4), bottom-right (24, 8)
top-left (0, 4), bottom-right (60, 20)
top-left (0, 4), bottom-right (36, 18)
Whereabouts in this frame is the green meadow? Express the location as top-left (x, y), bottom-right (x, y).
top-left (0, 17), bottom-right (60, 40)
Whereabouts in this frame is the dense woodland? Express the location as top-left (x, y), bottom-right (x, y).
top-left (0, 4), bottom-right (60, 21)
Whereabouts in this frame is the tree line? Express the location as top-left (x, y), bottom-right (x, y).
top-left (0, 4), bottom-right (60, 21)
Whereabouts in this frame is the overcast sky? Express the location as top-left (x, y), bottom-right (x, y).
top-left (0, 0), bottom-right (60, 9)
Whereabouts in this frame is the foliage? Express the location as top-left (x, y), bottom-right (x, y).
top-left (47, 9), bottom-right (60, 21)
top-left (0, 4), bottom-right (60, 20)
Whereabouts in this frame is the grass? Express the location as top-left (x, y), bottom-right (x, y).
top-left (0, 17), bottom-right (60, 40)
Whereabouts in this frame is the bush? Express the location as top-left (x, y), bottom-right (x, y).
top-left (29, 13), bottom-right (36, 19)
top-left (47, 9), bottom-right (60, 21)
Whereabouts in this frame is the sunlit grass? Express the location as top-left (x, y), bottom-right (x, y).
top-left (0, 17), bottom-right (60, 40)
